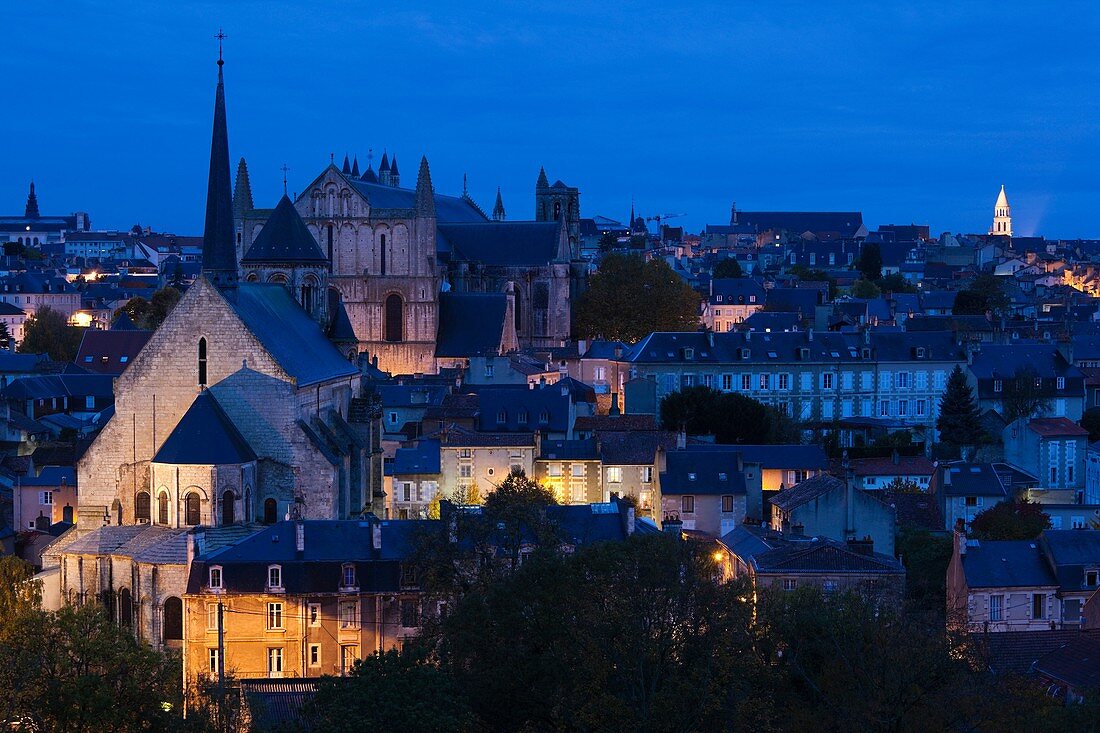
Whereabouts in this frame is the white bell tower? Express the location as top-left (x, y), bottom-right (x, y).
top-left (989, 184), bottom-right (1012, 237)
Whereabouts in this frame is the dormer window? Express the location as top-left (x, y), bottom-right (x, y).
top-left (539, 410), bottom-right (549, 424)
top-left (916, 348), bottom-right (925, 359)
top-left (342, 563), bottom-right (357, 589)
top-left (267, 565), bottom-right (283, 591)
top-left (497, 409), bottom-right (507, 425)
top-left (1057, 377), bottom-right (1065, 390)
top-left (993, 379), bottom-right (1003, 393)
top-left (209, 566), bottom-right (223, 590)
top-left (1087, 570), bottom-right (1098, 588)
top-left (684, 348), bottom-right (694, 360)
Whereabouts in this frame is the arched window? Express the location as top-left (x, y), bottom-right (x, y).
top-left (198, 337), bottom-right (207, 386)
top-left (379, 234), bottom-right (387, 276)
top-left (157, 493), bottom-right (169, 525)
top-left (135, 491), bottom-right (150, 522)
top-left (245, 486), bottom-right (252, 522)
top-left (163, 597), bottom-right (183, 643)
top-left (263, 498), bottom-right (278, 524)
top-left (184, 493), bottom-right (201, 525)
top-left (222, 489), bottom-right (235, 525)
top-left (119, 588), bottom-right (133, 628)
top-left (513, 286), bottom-right (522, 331)
top-left (327, 224), bottom-right (334, 262)
top-left (384, 294), bottom-right (403, 343)
top-left (554, 201), bottom-right (561, 219)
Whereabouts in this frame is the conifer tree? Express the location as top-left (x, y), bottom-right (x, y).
top-left (936, 365), bottom-right (983, 451)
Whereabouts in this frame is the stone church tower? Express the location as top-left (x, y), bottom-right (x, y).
top-left (535, 167), bottom-right (580, 257)
top-left (989, 184), bottom-right (1012, 237)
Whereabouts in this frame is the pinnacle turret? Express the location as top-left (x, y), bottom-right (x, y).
top-left (415, 156), bottom-right (435, 218)
top-left (493, 187), bottom-right (506, 221)
top-left (200, 50), bottom-right (238, 287)
top-left (351, 155), bottom-right (360, 178)
top-left (233, 158), bottom-right (254, 219)
top-left (24, 182), bottom-right (39, 219)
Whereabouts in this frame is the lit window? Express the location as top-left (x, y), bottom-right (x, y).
top-left (607, 467), bottom-right (622, 483)
top-left (267, 647), bottom-right (284, 678)
top-left (681, 495), bottom-right (695, 514)
top-left (267, 602), bottom-right (283, 630)
top-left (339, 600), bottom-right (359, 629)
top-left (989, 594), bottom-right (1004, 622)
top-left (309, 644), bottom-right (321, 667)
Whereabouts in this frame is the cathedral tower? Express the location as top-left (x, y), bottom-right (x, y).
top-left (201, 50), bottom-right (238, 288)
top-left (990, 184), bottom-right (1012, 237)
top-left (534, 167), bottom-right (580, 257)
top-left (24, 182), bottom-right (39, 219)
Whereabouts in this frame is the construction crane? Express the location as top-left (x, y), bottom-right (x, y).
top-left (643, 212), bottom-right (686, 226)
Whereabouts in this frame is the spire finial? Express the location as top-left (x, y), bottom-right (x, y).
top-left (215, 28), bottom-right (226, 66)
top-left (281, 163), bottom-right (290, 195)
top-left (463, 172), bottom-right (468, 196)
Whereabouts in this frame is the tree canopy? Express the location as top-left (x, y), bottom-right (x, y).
top-left (112, 287), bottom-right (181, 330)
top-left (18, 306), bottom-right (85, 362)
top-left (713, 258), bottom-right (742, 278)
top-left (659, 385), bottom-right (800, 443)
top-left (1000, 365), bottom-right (1052, 423)
top-left (851, 278), bottom-right (882, 298)
top-left (952, 274), bottom-right (1009, 317)
top-left (970, 499), bottom-right (1051, 540)
top-left (573, 253), bottom-right (700, 342)
top-left (856, 242), bottom-right (883, 281)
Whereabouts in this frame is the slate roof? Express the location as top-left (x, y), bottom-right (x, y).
top-left (977, 630), bottom-right (1098, 675)
top-left (18, 467), bottom-right (74, 486)
top-left (437, 221), bottom-right (563, 266)
top-left (389, 439), bottom-right (441, 476)
top-left (376, 384), bottom-right (447, 409)
top-left (733, 211), bottom-right (864, 239)
top-left (61, 525), bottom-right (161, 556)
top-left (435, 292), bottom-right (506, 358)
top-left (0, 351), bottom-right (48, 373)
top-left (438, 424), bottom-right (535, 448)
top-left (1027, 418), bottom-right (1088, 438)
top-left (1038, 531), bottom-right (1100, 592)
top-left (961, 539), bottom-right (1058, 588)
top-left (74, 329), bottom-right (151, 375)
top-left (932, 462), bottom-right (1009, 498)
top-left (771, 474), bottom-right (845, 511)
top-left (597, 430), bottom-right (676, 465)
top-left (886, 491), bottom-right (943, 531)
top-left (152, 390), bottom-right (257, 465)
top-left (741, 311), bottom-right (801, 332)
top-left (660, 448), bottom-right (748, 495)
top-left (574, 413), bottom-right (658, 433)
top-left (219, 282), bottom-right (360, 387)
top-left (1034, 633), bottom-right (1100, 689)
top-left (0, 373), bottom-right (114, 401)
top-left (764, 288), bottom-right (821, 315)
top-left (540, 438), bottom-right (599, 461)
top-left (346, 178), bottom-right (486, 223)
top-left (726, 444), bottom-right (828, 470)
top-left (721, 525), bottom-right (903, 574)
top-left (476, 383), bottom-right (574, 433)
top-left (241, 195), bottom-right (327, 263)
top-left (241, 680), bottom-right (316, 732)
top-left (709, 278), bottom-right (766, 304)
top-left (969, 344), bottom-right (1080, 381)
top-left (850, 455), bottom-right (935, 477)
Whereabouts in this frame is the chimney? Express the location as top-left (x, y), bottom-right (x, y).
top-left (609, 392), bottom-right (621, 416)
top-left (372, 519), bottom-right (382, 550)
top-left (187, 527), bottom-right (206, 567)
top-left (846, 537), bottom-right (874, 556)
top-left (295, 521), bottom-right (305, 556)
top-left (626, 505), bottom-right (635, 535)
top-left (676, 429), bottom-right (687, 449)
top-left (707, 331), bottom-right (714, 348)
top-left (807, 328), bottom-right (814, 342)
top-left (943, 467), bottom-right (952, 486)
top-left (663, 514), bottom-right (683, 537)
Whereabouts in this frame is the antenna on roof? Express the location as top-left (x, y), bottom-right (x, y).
top-left (280, 163), bottom-right (289, 195)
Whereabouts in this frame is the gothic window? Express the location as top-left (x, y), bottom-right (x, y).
top-left (245, 486), bottom-right (252, 521)
top-left (119, 588), bottom-right (132, 627)
top-left (222, 489), bottom-right (235, 525)
top-left (554, 201), bottom-right (561, 219)
top-left (327, 224), bottom-right (334, 262)
top-left (163, 597), bottom-right (183, 643)
top-left (198, 337), bottom-right (208, 386)
top-left (513, 286), bottom-right (522, 331)
top-left (184, 493), bottom-right (201, 526)
top-left (268, 273), bottom-right (288, 285)
top-left (264, 498), bottom-right (278, 524)
top-left (384, 294), bottom-right (404, 343)
top-left (157, 492), bottom-right (169, 525)
top-left (380, 234), bottom-right (387, 276)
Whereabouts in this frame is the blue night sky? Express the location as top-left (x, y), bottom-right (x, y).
top-left (3, 1), bottom-right (1100, 238)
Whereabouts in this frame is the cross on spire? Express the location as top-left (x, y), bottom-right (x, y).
top-left (281, 164), bottom-right (290, 195)
top-left (215, 29), bottom-right (227, 65)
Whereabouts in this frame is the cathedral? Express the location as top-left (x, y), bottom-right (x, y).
top-left (74, 53), bottom-right (381, 532)
top-left (235, 148), bottom-right (582, 375)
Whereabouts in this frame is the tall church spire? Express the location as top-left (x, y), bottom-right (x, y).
top-left (536, 166), bottom-right (549, 190)
top-left (351, 155), bottom-right (360, 178)
top-left (389, 156), bottom-right (399, 187)
top-left (415, 156), bottom-right (435, 218)
top-left (201, 43), bottom-right (238, 287)
top-left (989, 184), bottom-right (1013, 237)
top-left (233, 157), bottom-right (253, 219)
top-left (493, 187), bottom-right (506, 221)
top-left (24, 181), bottom-right (39, 219)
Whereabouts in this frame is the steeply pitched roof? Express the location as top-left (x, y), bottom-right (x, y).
top-left (932, 462), bottom-right (1008, 498)
top-left (661, 448), bottom-right (747, 495)
top-left (435, 292), bottom-right (506, 358)
top-left (153, 390), bottom-right (257, 465)
top-left (961, 539), bottom-right (1058, 588)
top-left (75, 329), bottom-right (151, 375)
top-left (241, 195), bottom-right (327, 263)
top-left (344, 178), bottom-right (486, 223)
top-left (771, 473), bottom-right (845, 511)
top-left (1034, 633), bottom-right (1100, 689)
top-left (218, 282), bottom-right (360, 387)
top-left (389, 439), bottom-right (441, 476)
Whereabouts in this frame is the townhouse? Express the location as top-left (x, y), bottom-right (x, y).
top-left (624, 329), bottom-right (965, 437)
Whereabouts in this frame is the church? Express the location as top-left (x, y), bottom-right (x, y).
top-left (234, 148), bottom-right (583, 375)
top-left (74, 53), bottom-right (381, 533)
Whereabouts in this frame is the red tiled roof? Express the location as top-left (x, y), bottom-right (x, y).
top-left (1027, 417), bottom-right (1088, 437)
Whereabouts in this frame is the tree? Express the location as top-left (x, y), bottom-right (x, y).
top-left (1081, 406), bottom-right (1100, 441)
top-left (0, 556), bottom-right (40, 619)
top-left (936, 365), bottom-right (983, 452)
top-left (1000, 365), bottom-right (1051, 423)
top-left (572, 253), bottom-right (701, 341)
top-left (659, 385), bottom-right (799, 444)
top-left (953, 274), bottom-right (1009, 316)
top-left (881, 271), bottom-right (916, 294)
top-left (433, 534), bottom-right (763, 732)
top-left (168, 260), bottom-right (186, 290)
top-left (0, 321), bottom-right (11, 350)
top-left (308, 648), bottom-right (475, 733)
top-left (850, 278), bottom-right (881, 298)
top-left (0, 605), bottom-right (186, 732)
top-left (895, 525), bottom-right (953, 615)
top-left (856, 242), bottom-right (882, 281)
top-left (112, 287), bottom-right (180, 330)
top-left (713, 258), bottom-right (742, 278)
top-left (970, 498), bottom-right (1051, 540)
top-left (18, 306), bottom-right (85, 362)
